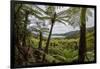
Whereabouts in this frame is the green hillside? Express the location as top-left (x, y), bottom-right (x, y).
top-left (52, 27), bottom-right (94, 39)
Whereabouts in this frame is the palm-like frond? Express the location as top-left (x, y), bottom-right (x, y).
top-left (22, 4), bottom-right (43, 15)
top-left (45, 6), bottom-right (56, 15)
top-left (56, 7), bottom-right (80, 17)
top-left (39, 16), bottom-right (51, 20)
top-left (15, 4), bottom-right (23, 15)
top-left (57, 15), bottom-right (69, 19)
top-left (30, 5), bottom-right (71, 26)
top-left (28, 19), bottom-right (49, 35)
top-left (56, 9), bottom-right (70, 17)
top-left (34, 5), bottom-right (47, 15)
top-left (64, 7), bottom-right (93, 27)
top-left (56, 19), bottom-right (68, 26)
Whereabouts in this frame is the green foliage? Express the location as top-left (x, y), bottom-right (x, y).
top-left (85, 51), bottom-right (95, 62)
top-left (14, 3), bottom-right (95, 66)
top-left (49, 48), bottom-right (78, 63)
top-left (23, 30), bottom-right (95, 64)
top-left (15, 31), bottom-right (95, 64)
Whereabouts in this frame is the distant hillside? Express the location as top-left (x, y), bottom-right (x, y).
top-left (52, 27), bottom-right (94, 39)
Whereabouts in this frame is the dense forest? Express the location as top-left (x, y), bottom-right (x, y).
top-left (14, 3), bottom-right (95, 66)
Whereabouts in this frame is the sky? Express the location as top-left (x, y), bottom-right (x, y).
top-left (28, 5), bottom-right (95, 34)
top-left (50, 14), bottom-right (94, 34)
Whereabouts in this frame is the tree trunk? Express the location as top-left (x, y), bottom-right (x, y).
top-left (14, 4), bottom-right (25, 64)
top-left (42, 12), bottom-right (56, 62)
top-left (45, 23), bottom-right (54, 53)
top-left (42, 21), bottom-right (55, 62)
top-left (78, 8), bottom-right (87, 62)
top-left (21, 11), bottom-right (29, 64)
top-left (22, 11), bottom-right (28, 47)
top-left (38, 32), bottom-right (42, 49)
top-left (35, 32), bottom-right (43, 62)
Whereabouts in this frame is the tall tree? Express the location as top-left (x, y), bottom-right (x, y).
top-left (78, 8), bottom-right (87, 62)
top-left (28, 19), bottom-right (49, 62)
top-left (34, 6), bottom-right (72, 62)
top-left (65, 7), bottom-right (93, 62)
top-left (42, 12), bottom-right (56, 62)
top-left (28, 19), bottom-right (49, 49)
top-left (14, 4), bottom-right (44, 64)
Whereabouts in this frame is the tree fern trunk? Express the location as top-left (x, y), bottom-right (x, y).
top-left (42, 12), bottom-right (56, 62)
top-left (38, 32), bottom-right (42, 49)
top-left (22, 11), bottom-right (28, 47)
top-left (42, 21), bottom-right (54, 62)
top-left (14, 4), bottom-right (25, 64)
top-left (36, 32), bottom-right (43, 62)
top-left (22, 11), bottom-right (29, 63)
top-left (78, 8), bottom-right (87, 62)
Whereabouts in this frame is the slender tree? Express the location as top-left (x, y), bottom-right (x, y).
top-left (29, 20), bottom-right (49, 49)
top-left (28, 19), bottom-right (49, 62)
top-left (78, 8), bottom-right (87, 62)
top-left (42, 12), bottom-right (56, 62)
top-left (65, 7), bottom-right (93, 62)
top-left (14, 4), bottom-right (44, 64)
top-left (38, 31), bottom-right (43, 49)
top-left (34, 6), bottom-right (71, 62)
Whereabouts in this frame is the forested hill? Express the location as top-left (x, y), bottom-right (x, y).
top-left (52, 27), bottom-right (94, 38)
